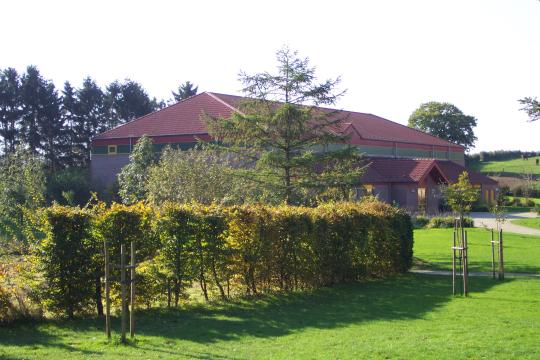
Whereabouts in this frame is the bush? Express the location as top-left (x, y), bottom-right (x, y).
top-left (26, 200), bottom-right (413, 316)
top-left (427, 216), bottom-right (474, 228)
top-left (46, 168), bottom-right (91, 206)
top-left (412, 215), bottom-right (429, 228)
top-left (33, 205), bottom-right (98, 318)
top-left (471, 204), bottom-right (490, 212)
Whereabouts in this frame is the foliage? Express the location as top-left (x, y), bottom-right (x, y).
top-left (426, 216), bottom-right (473, 228)
top-left (519, 96), bottom-right (540, 122)
top-left (93, 202), bottom-right (157, 310)
top-left (408, 101), bottom-right (477, 151)
top-left (0, 66), bottom-right (161, 169)
top-left (0, 68), bottom-right (21, 155)
top-left (206, 47), bottom-right (366, 205)
top-left (0, 146), bottom-right (45, 244)
top-left (146, 146), bottom-right (252, 205)
top-left (22, 199), bottom-right (412, 316)
top-left (46, 167), bottom-right (91, 206)
top-left (32, 205), bottom-right (97, 318)
top-left (118, 135), bottom-right (156, 204)
top-left (104, 79), bottom-right (160, 129)
top-left (467, 150), bottom-right (539, 164)
top-left (172, 81), bottom-right (198, 102)
top-left (442, 172), bottom-right (479, 220)
top-left (412, 215), bottom-right (429, 228)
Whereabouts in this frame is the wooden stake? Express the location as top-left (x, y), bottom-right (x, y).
top-left (452, 230), bottom-right (456, 295)
top-left (499, 229), bottom-right (505, 280)
top-left (120, 244), bottom-right (127, 344)
top-left (491, 229), bottom-right (496, 279)
top-left (462, 228), bottom-right (468, 296)
top-left (130, 241), bottom-right (136, 339)
top-left (104, 240), bottom-right (111, 340)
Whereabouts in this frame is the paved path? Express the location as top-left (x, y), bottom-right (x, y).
top-left (469, 212), bottom-right (540, 236)
top-left (410, 269), bottom-right (540, 278)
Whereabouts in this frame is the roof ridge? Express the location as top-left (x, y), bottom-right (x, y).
top-left (205, 92), bottom-right (244, 115)
top-left (92, 92), bottom-right (209, 140)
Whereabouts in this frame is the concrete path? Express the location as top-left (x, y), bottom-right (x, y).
top-left (410, 269), bottom-right (540, 278)
top-left (469, 212), bottom-right (540, 236)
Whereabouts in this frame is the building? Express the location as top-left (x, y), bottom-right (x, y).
top-left (91, 92), bottom-right (496, 213)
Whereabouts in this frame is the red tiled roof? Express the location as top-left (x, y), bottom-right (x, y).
top-left (93, 92), bottom-right (463, 150)
top-left (93, 93), bottom-right (235, 139)
top-left (437, 160), bottom-right (497, 185)
top-left (362, 158), bottom-right (496, 185)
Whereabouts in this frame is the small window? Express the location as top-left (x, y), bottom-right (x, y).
top-left (108, 145), bottom-right (117, 155)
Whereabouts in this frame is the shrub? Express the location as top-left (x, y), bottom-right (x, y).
top-left (427, 216), bottom-right (473, 228)
top-left (33, 205), bottom-right (98, 318)
top-left (27, 199), bottom-right (413, 316)
top-left (412, 215), bottom-right (429, 228)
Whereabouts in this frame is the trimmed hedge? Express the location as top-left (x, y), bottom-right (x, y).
top-left (31, 200), bottom-right (413, 317)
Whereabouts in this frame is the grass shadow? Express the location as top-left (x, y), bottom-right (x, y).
top-left (0, 274), bottom-right (510, 355)
top-left (129, 274), bottom-right (507, 344)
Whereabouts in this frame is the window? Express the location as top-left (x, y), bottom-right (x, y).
top-left (108, 145), bottom-right (117, 155)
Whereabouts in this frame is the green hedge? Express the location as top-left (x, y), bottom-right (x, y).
top-left (31, 200), bottom-right (413, 317)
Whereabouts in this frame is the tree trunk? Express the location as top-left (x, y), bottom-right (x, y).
top-left (95, 276), bottom-right (103, 316)
top-left (210, 259), bottom-right (226, 300)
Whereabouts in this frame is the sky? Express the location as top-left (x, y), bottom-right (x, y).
top-left (1, 0), bottom-right (539, 152)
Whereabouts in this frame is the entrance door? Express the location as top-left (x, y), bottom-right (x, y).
top-left (418, 187), bottom-right (427, 213)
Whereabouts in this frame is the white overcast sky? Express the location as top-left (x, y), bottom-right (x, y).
top-left (1, 0), bottom-right (539, 152)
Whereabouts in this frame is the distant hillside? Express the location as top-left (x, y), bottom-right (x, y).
top-left (468, 156), bottom-right (540, 178)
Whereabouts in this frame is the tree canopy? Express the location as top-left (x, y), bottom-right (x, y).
top-left (118, 135), bottom-right (156, 204)
top-left (408, 102), bottom-right (477, 151)
top-left (206, 47), bottom-right (365, 205)
top-left (519, 97), bottom-right (540, 122)
top-left (172, 81), bottom-right (198, 102)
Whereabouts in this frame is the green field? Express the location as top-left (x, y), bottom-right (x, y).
top-left (469, 156), bottom-right (540, 177)
top-left (413, 228), bottom-right (540, 273)
top-left (513, 218), bottom-right (540, 230)
top-left (2, 228), bottom-right (540, 359)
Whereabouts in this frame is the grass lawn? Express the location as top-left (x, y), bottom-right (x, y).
top-left (513, 218), bottom-right (540, 230)
top-left (469, 156), bottom-right (540, 177)
top-left (413, 228), bottom-right (540, 273)
top-left (1, 274), bottom-right (540, 359)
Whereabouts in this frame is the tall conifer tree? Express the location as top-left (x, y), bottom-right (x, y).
top-left (0, 68), bottom-right (22, 155)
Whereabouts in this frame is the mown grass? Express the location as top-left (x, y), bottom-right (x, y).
top-left (469, 156), bottom-right (540, 177)
top-left (513, 218), bottom-right (540, 230)
top-left (1, 274), bottom-right (539, 359)
top-left (413, 228), bottom-right (540, 273)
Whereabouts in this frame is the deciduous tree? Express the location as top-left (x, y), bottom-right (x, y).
top-left (408, 102), bottom-right (477, 151)
top-left (118, 135), bottom-right (156, 204)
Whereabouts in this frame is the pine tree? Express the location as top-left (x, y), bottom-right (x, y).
top-left (73, 77), bottom-right (107, 167)
top-left (0, 68), bottom-right (22, 155)
top-left (20, 66), bottom-right (66, 172)
top-left (105, 79), bottom-right (157, 129)
top-left (61, 81), bottom-right (77, 166)
top-left (206, 47), bottom-right (365, 205)
top-left (172, 81), bottom-right (198, 102)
